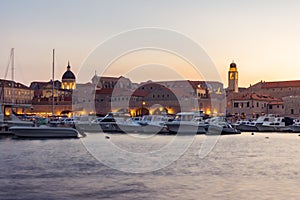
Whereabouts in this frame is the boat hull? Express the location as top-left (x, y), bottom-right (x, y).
top-left (9, 126), bottom-right (79, 138)
top-left (290, 125), bottom-right (300, 133)
top-left (206, 125), bottom-right (241, 135)
top-left (166, 123), bottom-right (207, 134)
top-left (237, 124), bottom-right (259, 132)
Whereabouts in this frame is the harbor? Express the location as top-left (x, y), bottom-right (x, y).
top-left (0, 132), bottom-right (300, 200)
top-left (2, 1), bottom-right (300, 199)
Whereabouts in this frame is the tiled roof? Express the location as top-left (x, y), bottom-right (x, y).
top-left (262, 80), bottom-right (300, 88)
top-left (268, 101), bottom-right (283, 105)
top-left (232, 92), bottom-right (280, 101)
top-left (0, 79), bottom-right (30, 89)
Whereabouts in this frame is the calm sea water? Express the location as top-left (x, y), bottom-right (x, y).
top-left (0, 132), bottom-right (300, 200)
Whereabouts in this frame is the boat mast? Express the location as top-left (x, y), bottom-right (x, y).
top-left (52, 49), bottom-right (55, 120)
top-left (11, 48), bottom-right (14, 105)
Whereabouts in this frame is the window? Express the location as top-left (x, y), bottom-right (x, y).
top-left (234, 103), bottom-right (239, 108)
top-left (291, 109), bottom-right (294, 115)
top-left (247, 102), bottom-right (250, 107)
top-left (257, 102), bottom-right (259, 107)
top-left (269, 105), bottom-right (273, 109)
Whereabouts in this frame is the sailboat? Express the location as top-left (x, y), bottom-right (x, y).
top-left (0, 48), bottom-right (33, 135)
top-left (9, 49), bottom-right (80, 138)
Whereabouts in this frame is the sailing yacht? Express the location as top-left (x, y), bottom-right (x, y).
top-left (9, 49), bottom-right (80, 138)
top-left (0, 48), bottom-right (34, 134)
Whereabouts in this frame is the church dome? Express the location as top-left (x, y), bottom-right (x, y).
top-left (62, 61), bottom-right (75, 80)
top-left (230, 62), bottom-right (237, 68)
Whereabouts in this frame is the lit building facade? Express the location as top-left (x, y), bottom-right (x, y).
top-left (0, 79), bottom-right (34, 115)
top-left (89, 77), bottom-right (225, 116)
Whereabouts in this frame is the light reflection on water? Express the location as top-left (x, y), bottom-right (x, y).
top-left (0, 132), bottom-right (299, 200)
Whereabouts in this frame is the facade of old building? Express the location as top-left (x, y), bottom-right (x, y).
top-left (90, 77), bottom-right (225, 116)
top-left (227, 93), bottom-right (284, 118)
top-left (0, 79), bottom-right (34, 115)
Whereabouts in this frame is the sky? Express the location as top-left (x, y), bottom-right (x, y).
top-left (1, 0), bottom-right (300, 87)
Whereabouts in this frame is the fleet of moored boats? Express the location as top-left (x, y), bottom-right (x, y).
top-left (2, 110), bottom-right (300, 139)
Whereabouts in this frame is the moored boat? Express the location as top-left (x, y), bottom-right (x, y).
top-left (257, 116), bottom-right (293, 132)
top-left (138, 115), bottom-right (169, 134)
top-left (206, 122), bottom-right (241, 135)
top-left (166, 112), bottom-right (207, 134)
top-left (9, 126), bottom-right (80, 138)
top-left (236, 121), bottom-right (259, 132)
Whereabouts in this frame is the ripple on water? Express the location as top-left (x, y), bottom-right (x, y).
top-left (0, 133), bottom-right (300, 199)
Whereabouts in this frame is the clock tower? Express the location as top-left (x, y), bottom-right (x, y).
top-left (228, 61), bottom-right (238, 92)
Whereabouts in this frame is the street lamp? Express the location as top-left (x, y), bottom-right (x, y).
top-left (141, 101), bottom-right (146, 116)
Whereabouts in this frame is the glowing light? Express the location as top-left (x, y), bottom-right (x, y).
top-left (206, 109), bottom-right (211, 115)
top-left (167, 107), bottom-right (174, 114)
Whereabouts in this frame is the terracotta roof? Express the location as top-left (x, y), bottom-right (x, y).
top-left (232, 92), bottom-right (280, 101)
top-left (268, 101), bottom-right (283, 105)
top-left (262, 80), bottom-right (300, 88)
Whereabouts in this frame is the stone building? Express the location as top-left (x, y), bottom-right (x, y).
top-left (92, 75), bottom-right (132, 89)
top-left (248, 80), bottom-right (300, 99)
top-left (0, 79), bottom-right (34, 115)
top-left (227, 93), bottom-right (284, 118)
top-left (282, 96), bottom-right (300, 117)
top-left (91, 77), bottom-right (225, 116)
top-left (28, 80), bottom-right (73, 116)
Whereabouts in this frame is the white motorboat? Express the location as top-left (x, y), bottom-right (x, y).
top-left (254, 114), bottom-right (276, 132)
top-left (9, 126), bottom-right (80, 138)
top-left (75, 117), bottom-right (104, 133)
top-left (166, 112), bottom-right (207, 134)
top-left (236, 120), bottom-right (259, 132)
top-left (138, 115), bottom-right (169, 134)
top-left (117, 117), bottom-right (142, 133)
top-left (257, 116), bottom-right (293, 132)
top-left (0, 106), bottom-right (34, 135)
top-left (206, 121), bottom-right (241, 135)
top-left (98, 112), bottom-right (128, 133)
top-left (290, 121), bottom-right (300, 133)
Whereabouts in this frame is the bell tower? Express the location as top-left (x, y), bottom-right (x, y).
top-left (228, 61), bottom-right (238, 92)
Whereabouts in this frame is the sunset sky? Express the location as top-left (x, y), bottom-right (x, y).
top-left (1, 0), bottom-right (300, 87)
